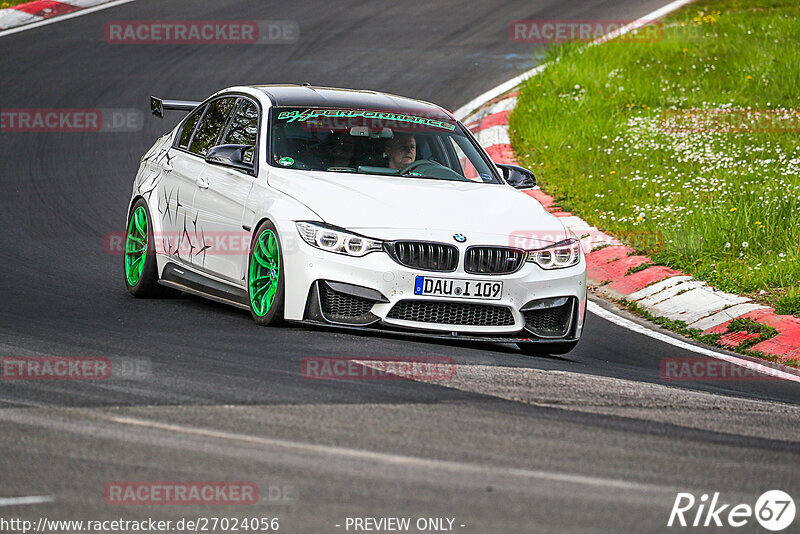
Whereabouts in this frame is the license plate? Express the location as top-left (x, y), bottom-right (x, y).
top-left (413, 276), bottom-right (502, 300)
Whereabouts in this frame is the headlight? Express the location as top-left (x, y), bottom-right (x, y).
top-left (526, 238), bottom-right (581, 269)
top-left (296, 221), bottom-right (383, 257)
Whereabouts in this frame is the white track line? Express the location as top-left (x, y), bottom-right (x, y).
top-left (107, 415), bottom-right (670, 492)
top-left (454, 65), bottom-right (544, 119)
top-left (588, 301), bottom-right (800, 383)
top-left (453, 0), bottom-right (696, 119)
top-left (0, 0), bottom-right (135, 38)
top-left (0, 495), bottom-right (54, 507)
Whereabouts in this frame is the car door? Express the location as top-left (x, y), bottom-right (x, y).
top-left (158, 103), bottom-right (206, 264)
top-left (192, 97), bottom-right (260, 284)
top-left (167, 96), bottom-right (238, 271)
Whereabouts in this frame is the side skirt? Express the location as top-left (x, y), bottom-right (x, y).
top-left (159, 262), bottom-right (250, 311)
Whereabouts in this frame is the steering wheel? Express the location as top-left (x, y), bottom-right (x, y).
top-left (400, 159), bottom-right (468, 181)
top-left (400, 159), bottom-right (443, 175)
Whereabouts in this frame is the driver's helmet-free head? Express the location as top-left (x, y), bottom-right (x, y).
top-left (384, 133), bottom-right (417, 169)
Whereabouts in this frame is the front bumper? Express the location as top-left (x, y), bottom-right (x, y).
top-left (281, 226), bottom-right (587, 341)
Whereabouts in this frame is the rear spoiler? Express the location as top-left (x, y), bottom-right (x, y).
top-left (150, 96), bottom-right (201, 119)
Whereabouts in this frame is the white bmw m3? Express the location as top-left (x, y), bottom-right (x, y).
top-left (125, 85), bottom-right (586, 354)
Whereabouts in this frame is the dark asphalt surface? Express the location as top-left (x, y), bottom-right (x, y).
top-left (0, 1), bottom-right (798, 532)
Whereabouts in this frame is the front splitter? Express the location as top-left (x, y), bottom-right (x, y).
top-left (291, 319), bottom-right (579, 344)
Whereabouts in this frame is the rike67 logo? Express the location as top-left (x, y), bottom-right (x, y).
top-left (668, 490), bottom-right (795, 531)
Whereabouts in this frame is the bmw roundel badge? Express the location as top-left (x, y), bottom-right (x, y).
top-left (453, 234), bottom-right (467, 243)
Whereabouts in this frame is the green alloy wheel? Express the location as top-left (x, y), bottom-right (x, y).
top-left (248, 221), bottom-right (284, 325)
top-left (125, 206), bottom-right (148, 286)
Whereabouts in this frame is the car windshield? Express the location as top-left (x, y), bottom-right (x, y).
top-left (269, 107), bottom-right (500, 183)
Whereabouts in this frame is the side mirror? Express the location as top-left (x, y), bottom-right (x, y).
top-left (205, 144), bottom-right (255, 174)
top-left (496, 163), bottom-right (536, 189)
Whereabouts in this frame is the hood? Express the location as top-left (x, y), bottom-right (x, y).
top-left (268, 169), bottom-right (568, 247)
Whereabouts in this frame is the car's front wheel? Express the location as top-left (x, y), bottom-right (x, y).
top-left (247, 220), bottom-right (285, 326)
top-left (517, 340), bottom-right (579, 356)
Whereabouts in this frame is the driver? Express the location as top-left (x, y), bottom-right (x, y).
top-left (385, 133), bottom-right (417, 169)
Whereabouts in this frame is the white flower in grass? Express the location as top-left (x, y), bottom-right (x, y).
top-left (724, 242), bottom-right (731, 248)
top-left (742, 242), bottom-right (749, 248)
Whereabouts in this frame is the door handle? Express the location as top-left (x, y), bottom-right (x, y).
top-left (196, 177), bottom-right (209, 189)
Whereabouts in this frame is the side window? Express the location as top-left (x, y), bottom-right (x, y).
top-left (188, 97), bottom-right (237, 157)
top-left (177, 106), bottom-right (204, 149)
top-left (221, 99), bottom-right (259, 164)
top-left (448, 137), bottom-right (481, 181)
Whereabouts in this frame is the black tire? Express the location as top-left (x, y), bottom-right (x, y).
top-left (124, 198), bottom-right (176, 298)
top-left (517, 340), bottom-right (579, 356)
top-left (247, 220), bottom-right (285, 326)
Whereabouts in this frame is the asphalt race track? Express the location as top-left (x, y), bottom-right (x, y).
top-left (1, 1), bottom-right (798, 532)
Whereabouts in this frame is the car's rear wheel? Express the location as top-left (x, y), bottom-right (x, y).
top-left (124, 199), bottom-right (175, 298)
top-left (248, 220), bottom-right (285, 326)
top-left (517, 340), bottom-right (578, 356)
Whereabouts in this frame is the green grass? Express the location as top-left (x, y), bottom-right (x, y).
top-left (626, 262), bottom-right (654, 275)
top-left (775, 286), bottom-right (800, 315)
top-left (0, 1), bottom-right (34, 8)
top-left (727, 316), bottom-right (779, 345)
top-left (510, 0), bottom-right (800, 316)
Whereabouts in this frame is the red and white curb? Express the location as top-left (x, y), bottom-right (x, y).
top-left (0, 0), bottom-right (128, 32)
top-left (455, 3), bottom-right (800, 364)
